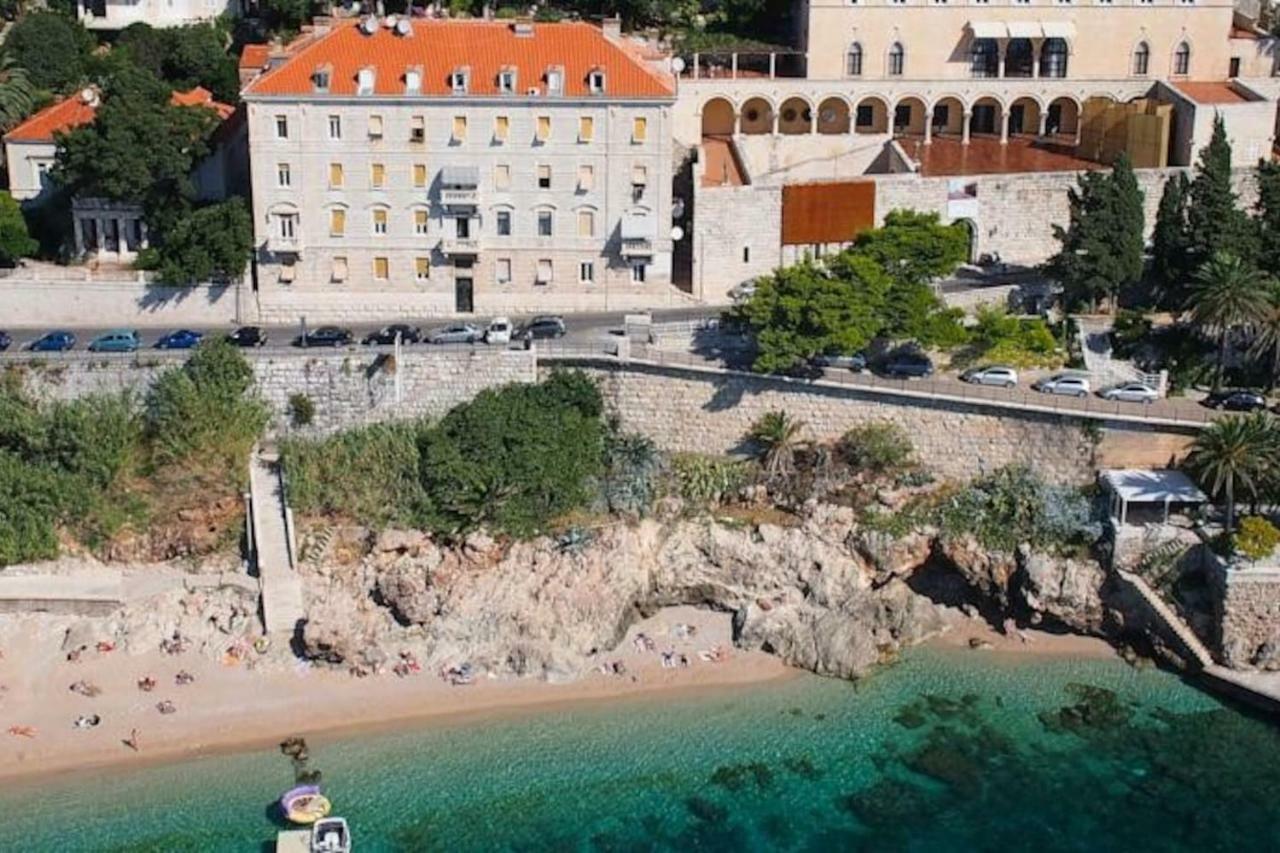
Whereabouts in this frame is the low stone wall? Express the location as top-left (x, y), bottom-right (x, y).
top-left (559, 361), bottom-right (1196, 484)
top-left (0, 277), bottom-right (250, 328)
top-left (1217, 566), bottom-right (1280, 669)
top-left (13, 348), bottom-right (538, 435)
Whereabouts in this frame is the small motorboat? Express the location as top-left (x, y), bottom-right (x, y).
top-left (311, 817), bottom-right (351, 853)
top-left (280, 784), bottom-right (332, 825)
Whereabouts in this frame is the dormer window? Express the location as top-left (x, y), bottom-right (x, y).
top-left (546, 66), bottom-right (564, 95)
top-left (356, 66), bottom-right (376, 95)
top-left (405, 67), bottom-right (422, 94)
top-left (587, 69), bottom-right (606, 94)
top-left (313, 64), bottom-right (331, 93)
top-left (450, 68), bottom-right (469, 95)
top-left (498, 68), bottom-right (517, 94)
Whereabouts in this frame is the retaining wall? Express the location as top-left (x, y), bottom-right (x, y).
top-left (1217, 566), bottom-right (1280, 669)
top-left (0, 277), bottom-right (250, 328)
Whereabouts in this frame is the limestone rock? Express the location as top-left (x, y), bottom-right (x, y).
top-left (1017, 545), bottom-right (1108, 634)
top-left (939, 534), bottom-right (1019, 607)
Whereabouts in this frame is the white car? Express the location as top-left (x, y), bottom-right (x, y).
top-left (961, 365), bottom-right (1019, 388)
top-left (1034, 374), bottom-right (1091, 398)
top-left (1101, 382), bottom-right (1159, 404)
top-left (728, 280), bottom-right (758, 303)
top-left (485, 317), bottom-right (512, 345)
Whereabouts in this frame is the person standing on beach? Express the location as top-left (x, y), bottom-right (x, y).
top-left (124, 729), bottom-right (139, 752)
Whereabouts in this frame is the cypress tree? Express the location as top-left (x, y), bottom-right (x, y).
top-left (1254, 159), bottom-right (1280, 273)
top-left (1186, 115), bottom-right (1256, 267)
top-left (1151, 172), bottom-right (1191, 306)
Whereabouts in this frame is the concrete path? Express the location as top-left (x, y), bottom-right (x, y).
top-left (249, 449), bottom-right (305, 636)
top-left (0, 572), bottom-right (124, 616)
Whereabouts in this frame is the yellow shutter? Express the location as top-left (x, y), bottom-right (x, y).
top-left (374, 257), bottom-right (389, 279)
top-left (414, 209), bottom-right (428, 232)
top-left (415, 257), bottom-right (430, 279)
top-left (330, 208), bottom-right (345, 236)
top-left (413, 164), bottom-right (427, 187)
top-left (536, 115), bottom-right (551, 142)
top-left (494, 164), bottom-right (510, 189)
top-left (329, 162), bottom-right (343, 187)
top-left (494, 115), bottom-right (509, 141)
top-left (371, 163), bottom-right (385, 188)
top-left (578, 210), bottom-right (593, 237)
top-left (373, 209), bottom-right (387, 232)
top-left (632, 117), bottom-right (647, 142)
top-left (579, 116), bottom-right (593, 142)
top-left (452, 115), bottom-right (467, 141)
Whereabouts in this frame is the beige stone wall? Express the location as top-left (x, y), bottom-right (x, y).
top-left (804, 2), bottom-right (1235, 82)
top-left (691, 183), bottom-right (782, 301)
top-left (561, 362), bottom-right (1201, 484)
top-left (1218, 569), bottom-right (1280, 667)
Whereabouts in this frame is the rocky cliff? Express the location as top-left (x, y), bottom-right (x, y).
top-left (299, 506), bottom-right (1125, 683)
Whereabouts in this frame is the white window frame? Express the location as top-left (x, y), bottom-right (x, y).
top-left (277, 162), bottom-right (291, 187)
top-left (496, 257), bottom-right (512, 285)
top-left (328, 115), bottom-right (341, 140)
top-left (537, 210), bottom-right (554, 237)
top-left (274, 115), bottom-right (289, 139)
top-left (579, 260), bottom-right (595, 283)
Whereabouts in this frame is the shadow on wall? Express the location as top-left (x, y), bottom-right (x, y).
top-left (136, 282), bottom-right (234, 313)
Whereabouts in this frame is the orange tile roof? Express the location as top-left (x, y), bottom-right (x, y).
top-left (781, 181), bottom-right (876, 246)
top-left (239, 43), bottom-right (272, 71)
top-left (1230, 25), bottom-right (1263, 40)
top-left (244, 19), bottom-right (674, 99)
top-left (5, 87), bottom-right (236, 143)
top-left (1174, 80), bottom-right (1255, 104)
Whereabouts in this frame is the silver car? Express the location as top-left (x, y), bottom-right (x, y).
top-left (1034, 374), bottom-right (1091, 398)
top-left (961, 365), bottom-right (1019, 388)
top-left (426, 323), bottom-right (481, 344)
top-left (1101, 382), bottom-right (1159, 404)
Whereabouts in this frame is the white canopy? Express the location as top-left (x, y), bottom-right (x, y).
top-left (1006, 21), bottom-right (1042, 39)
top-left (1103, 469), bottom-right (1207, 505)
top-left (968, 20), bottom-right (1008, 39)
top-left (1040, 20), bottom-right (1077, 40)
top-left (440, 165), bottom-right (479, 187)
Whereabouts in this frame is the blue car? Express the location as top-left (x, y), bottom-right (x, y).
top-left (0, 331), bottom-right (10, 351)
top-left (156, 329), bottom-right (204, 350)
top-left (88, 330), bottom-right (140, 353)
top-left (29, 330), bottom-right (76, 352)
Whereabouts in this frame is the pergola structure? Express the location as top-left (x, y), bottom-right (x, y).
top-left (1101, 469), bottom-right (1207, 527)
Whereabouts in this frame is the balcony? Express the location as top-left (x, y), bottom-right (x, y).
top-left (621, 237), bottom-right (653, 258)
top-left (266, 234), bottom-right (302, 255)
top-left (440, 187), bottom-right (479, 207)
top-left (620, 211), bottom-right (654, 258)
top-left (439, 237), bottom-right (481, 256)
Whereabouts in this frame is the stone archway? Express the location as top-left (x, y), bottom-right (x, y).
top-left (1008, 96), bottom-right (1042, 137)
top-left (1046, 96), bottom-right (1080, 137)
top-left (970, 96), bottom-right (1004, 138)
top-left (931, 96), bottom-right (965, 137)
top-left (778, 96), bottom-right (813, 135)
top-left (954, 218), bottom-right (979, 262)
top-left (893, 96), bottom-right (927, 136)
top-left (739, 97), bottom-right (774, 135)
top-left (816, 97), bottom-right (850, 134)
top-left (853, 95), bottom-right (888, 134)
top-left (701, 97), bottom-right (735, 136)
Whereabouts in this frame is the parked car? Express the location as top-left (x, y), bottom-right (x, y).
top-left (485, 317), bottom-right (513, 345)
top-left (810, 351), bottom-right (867, 372)
top-left (89, 329), bottom-right (141, 353)
top-left (1203, 389), bottom-right (1267, 411)
top-left (879, 352), bottom-right (935, 379)
top-left (0, 331), bottom-right (10, 351)
top-left (1101, 382), bottom-right (1159, 404)
top-left (155, 329), bottom-right (204, 350)
top-left (226, 326), bottom-right (268, 348)
top-left (516, 316), bottom-right (567, 342)
top-left (960, 365), bottom-right (1019, 388)
top-left (729, 280), bottom-right (758, 304)
top-left (362, 324), bottom-right (421, 345)
top-left (426, 323), bottom-right (482, 345)
top-left (296, 326), bottom-right (353, 348)
top-left (1033, 373), bottom-right (1091, 398)
top-left (29, 330), bottom-right (76, 352)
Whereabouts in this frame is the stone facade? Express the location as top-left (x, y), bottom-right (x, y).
top-left (554, 361), bottom-right (1195, 484)
top-left (1217, 566), bottom-right (1280, 669)
top-left (14, 349), bottom-right (537, 435)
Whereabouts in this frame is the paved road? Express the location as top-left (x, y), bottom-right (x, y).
top-left (0, 306), bottom-right (718, 353)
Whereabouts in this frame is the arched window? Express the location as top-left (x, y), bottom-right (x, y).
top-left (969, 38), bottom-right (998, 78)
top-left (888, 42), bottom-right (904, 76)
top-left (1133, 42), bottom-right (1150, 76)
top-left (1174, 41), bottom-right (1191, 75)
top-left (847, 42), bottom-right (863, 77)
top-left (1040, 38), bottom-right (1068, 78)
top-left (1005, 39), bottom-right (1033, 77)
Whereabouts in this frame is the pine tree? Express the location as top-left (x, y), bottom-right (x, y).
top-left (1046, 155), bottom-right (1145, 312)
top-left (1187, 115), bottom-right (1256, 267)
top-left (1151, 172), bottom-right (1191, 306)
top-left (1255, 159), bottom-right (1280, 273)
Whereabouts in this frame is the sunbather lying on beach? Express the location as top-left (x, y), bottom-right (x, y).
top-left (175, 670), bottom-right (195, 686)
top-left (69, 680), bottom-right (102, 697)
top-left (137, 677), bottom-right (157, 692)
top-left (6, 725), bottom-right (36, 738)
top-left (156, 700), bottom-right (176, 715)
top-left (73, 714), bottom-right (101, 730)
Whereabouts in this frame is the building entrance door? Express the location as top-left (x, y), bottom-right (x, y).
top-left (1008, 105), bottom-right (1025, 135)
top-left (455, 277), bottom-right (474, 313)
top-left (971, 105), bottom-right (996, 136)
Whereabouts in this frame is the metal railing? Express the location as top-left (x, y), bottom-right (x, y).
top-left (536, 342), bottom-right (1217, 429)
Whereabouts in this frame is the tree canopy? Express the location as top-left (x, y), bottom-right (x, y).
top-left (118, 23), bottom-right (239, 104)
top-left (0, 192), bottom-right (38, 266)
top-left (1045, 154), bottom-right (1145, 312)
top-left (3, 12), bottom-right (94, 94)
top-left (1151, 171), bottom-right (1192, 307)
top-left (149, 198), bottom-right (254, 284)
top-left (1186, 116), bottom-right (1256, 267)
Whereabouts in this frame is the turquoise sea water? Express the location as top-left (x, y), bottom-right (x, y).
top-left (4, 648), bottom-right (1280, 852)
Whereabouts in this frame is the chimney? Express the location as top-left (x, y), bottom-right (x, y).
top-left (601, 15), bottom-right (621, 41)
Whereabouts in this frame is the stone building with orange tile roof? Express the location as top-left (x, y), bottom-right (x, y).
top-left (241, 16), bottom-right (684, 318)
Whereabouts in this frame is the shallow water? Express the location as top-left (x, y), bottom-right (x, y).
top-left (3, 648), bottom-right (1279, 852)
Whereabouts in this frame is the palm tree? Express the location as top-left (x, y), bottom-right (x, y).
top-left (748, 410), bottom-right (807, 480)
top-left (1185, 413), bottom-right (1277, 533)
top-left (1186, 252), bottom-right (1272, 389)
top-left (1249, 283), bottom-right (1280, 391)
top-left (0, 57), bottom-right (34, 133)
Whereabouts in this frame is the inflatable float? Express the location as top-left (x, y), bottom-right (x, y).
top-left (280, 785), bottom-right (332, 825)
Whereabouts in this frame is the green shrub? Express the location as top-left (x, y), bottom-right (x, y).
top-left (670, 453), bottom-right (750, 506)
top-left (43, 394), bottom-right (138, 489)
top-left (145, 338), bottom-right (268, 470)
top-left (0, 450), bottom-right (61, 565)
top-left (935, 465), bottom-right (1100, 553)
top-left (418, 370), bottom-right (605, 537)
top-left (599, 429), bottom-right (661, 516)
top-left (838, 421), bottom-right (914, 475)
top-left (287, 393), bottom-right (315, 428)
top-left (963, 306), bottom-right (1063, 368)
top-left (1234, 516), bottom-right (1280, 561)
top-left (281, 421), bottom-right (427, 527)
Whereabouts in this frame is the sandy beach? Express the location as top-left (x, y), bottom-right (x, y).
top-left (0, 600), bottom-right (1122, 788)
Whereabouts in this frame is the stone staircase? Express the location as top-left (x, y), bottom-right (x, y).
top-left (1075, 317), bottom-right (1166, 394)
top-left (1118, 569), bottom-right (1215, 669)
